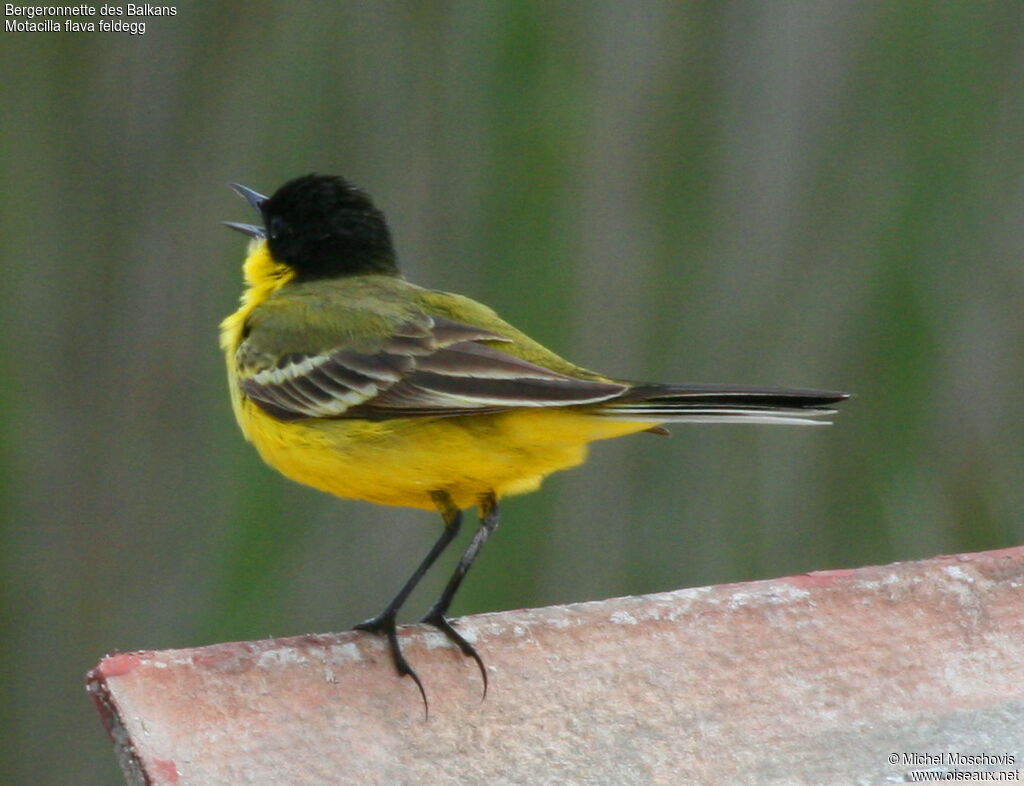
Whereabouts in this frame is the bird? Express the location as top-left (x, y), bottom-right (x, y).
top-left (220, 173), bottom-right (848, 709)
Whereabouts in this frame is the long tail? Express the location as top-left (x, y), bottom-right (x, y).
top-left (594, 383), bottom-right (850, 426)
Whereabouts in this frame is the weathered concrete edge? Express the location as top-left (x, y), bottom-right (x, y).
top-left (85, 544), bottom-right (1024, 784)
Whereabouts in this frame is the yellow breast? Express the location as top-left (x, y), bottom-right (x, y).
top-left (233, 398), bottom-right (650, 510)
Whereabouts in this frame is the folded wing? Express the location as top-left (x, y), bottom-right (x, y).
top-left (236, 315), bottom-right (628, 422)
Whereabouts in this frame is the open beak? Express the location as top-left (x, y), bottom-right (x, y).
top-left (229, 182), bottom-right (267, 212)
top-left (223, 183), bottom-right (268, 238)
top-left (223, 221), bottom-right (266, 239)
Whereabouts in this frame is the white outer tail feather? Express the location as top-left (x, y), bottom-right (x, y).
top-left (594, 406), bottom-right (838, 426)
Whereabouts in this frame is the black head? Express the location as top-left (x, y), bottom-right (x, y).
top-left (231, 174), bottom-right (398, 279)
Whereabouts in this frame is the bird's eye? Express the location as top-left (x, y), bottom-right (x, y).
top-left (269, 216), bottom-right (289, 241)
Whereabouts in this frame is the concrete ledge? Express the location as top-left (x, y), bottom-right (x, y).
top-left (88, 547), bottom-right (1024, 785)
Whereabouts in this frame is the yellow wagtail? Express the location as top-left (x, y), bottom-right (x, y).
top-left (221, 174), bottom-right (848, 705)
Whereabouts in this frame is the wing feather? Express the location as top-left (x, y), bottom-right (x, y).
top-left (236, 314), bottom-right (626, 421)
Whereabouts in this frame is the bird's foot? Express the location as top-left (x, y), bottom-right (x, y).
top-left (420, 608), bottom-right (488, 700)
top-left (354, 611), bottom-right (428, 717)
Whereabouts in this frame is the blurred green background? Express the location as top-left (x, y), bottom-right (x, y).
top-left (3, 1), bottom-right (1024, 782)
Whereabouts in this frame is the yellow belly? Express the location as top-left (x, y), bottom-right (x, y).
top-left (237, 400), bottom-right (654, 510)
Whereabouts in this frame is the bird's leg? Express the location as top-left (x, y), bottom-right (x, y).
top-left (354, 490), bottom-right (462, 714)
top-left (420, 492), bottom-right (500, 698)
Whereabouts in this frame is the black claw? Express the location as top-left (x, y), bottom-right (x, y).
top-left (347, 492), bottom-right (499, 716)
top-left (355, 612), bottom-right (429, 718)
top-left (422, 610), bottom-right (488, 700)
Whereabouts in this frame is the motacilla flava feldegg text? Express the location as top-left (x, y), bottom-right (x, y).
top-left (221, 174), bottom-right (848, 705)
